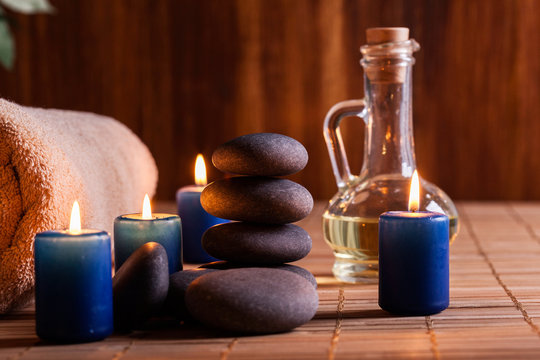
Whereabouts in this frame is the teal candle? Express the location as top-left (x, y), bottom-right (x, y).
top-left (34, 229), bottom-right (113, 343)
top-left (114, 213), bottom-right (182, 274)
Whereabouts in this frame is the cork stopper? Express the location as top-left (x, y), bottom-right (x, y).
top-left (366, 27), bottom-right (409, 45)
top-left (364, 27), bottom-right (410, 83)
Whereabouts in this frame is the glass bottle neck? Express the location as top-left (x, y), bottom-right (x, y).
top-left (359, 66), bottom-right (416, 180)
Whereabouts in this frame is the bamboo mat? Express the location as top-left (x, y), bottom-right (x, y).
top-left (1, 202), bottom-right (540, 360)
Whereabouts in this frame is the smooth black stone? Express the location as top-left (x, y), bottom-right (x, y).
top-left (199, 261), bottom-right (317, 288)
top-left (201, 177), bottom-right (313, 224)
top-left (164, 269), bottom-right (219, 321)
top-left (185, 268), bottom-right (318, 334)
top-left (113, 242), bottom-right (169, 330)
top-left (212, 133), bottom-right (308, 176)
top-left (202, 222), bottom-right (311, 265)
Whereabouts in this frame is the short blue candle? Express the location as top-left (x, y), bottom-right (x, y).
top-left (176, 185), bottom-right (228, 263)
top-left (34, 230), bottom-right (113, 343)
top-left (378, 211), bottom-right (449, 315)
top-left (114, 213), bottom-right (182, 274)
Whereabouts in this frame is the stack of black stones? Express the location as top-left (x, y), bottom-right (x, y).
top-left (167, 133), bottom-right (318, 334)
top-left (114, 133), bottom-right (318, 334)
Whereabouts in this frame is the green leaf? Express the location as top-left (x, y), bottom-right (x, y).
top-left (0, 17), bottom-right (14, 70)
top-left (0, 0), bottom-right (55, 14)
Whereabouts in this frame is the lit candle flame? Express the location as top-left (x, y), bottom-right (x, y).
top-left (195, 154), bottom-right (207, 186)
top-left (408, 170), bottom-right (420, 212)
top-left (69, 200), bottom-right (81, 234)
top-left (142, 194), bottom-right (153, 220)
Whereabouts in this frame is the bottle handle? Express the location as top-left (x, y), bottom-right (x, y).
top-left (323, 99), bottom-right (366, 190)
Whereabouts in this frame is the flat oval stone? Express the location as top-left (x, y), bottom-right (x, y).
top-left (164, 269), bottom-right (219, 321)
top-left (202, 223), bottom-right (311, 265)
top-left (185, 268), bottom-right (318, 333)
top-left (199, 261), bottom-right (317, 288)
top-left (113, 242), bottom-right (169, 330)
top-left (212, 133), bottom-right (308, 176)
top-left (201, 177), bottom-right (313, 224)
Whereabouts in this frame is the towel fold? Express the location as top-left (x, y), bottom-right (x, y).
top-left (0, 99), bottom-right (158, 313)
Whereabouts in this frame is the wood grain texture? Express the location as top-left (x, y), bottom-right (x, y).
top-left (2, 202), bottom-right (540, 359)
top-left (0, 0), bottom-right (539, 200)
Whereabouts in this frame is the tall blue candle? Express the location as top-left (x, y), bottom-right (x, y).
top-left (34, 201), bottom-right (113, 343)
top-left (114, 195), bottom-right (182, 274)
top-left (176, 154), bottom-right (228, 263)
top-left (378, 171), bottom-right (449, 316)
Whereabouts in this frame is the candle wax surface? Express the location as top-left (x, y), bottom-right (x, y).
top-left (180, 185), bottom-right (204, 193)
top-left (120, 213), bottom-right (179, 221)
top-left (380, 211), bottom-right (445, 218)
top-left (39, 229), bottom-right (107, 236)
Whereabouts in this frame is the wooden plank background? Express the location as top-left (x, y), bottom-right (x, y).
top-left (0, 0), bottom-right (539, 201)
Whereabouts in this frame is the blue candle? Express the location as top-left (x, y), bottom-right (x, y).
top-left (34, 202), bottom-right (113, 343)
top-left (114, 196), bottom-right (182, 274)
top-left (176, 154), bottom-right (228, 263)
top-left (378, 171), bottom-right (449, 315)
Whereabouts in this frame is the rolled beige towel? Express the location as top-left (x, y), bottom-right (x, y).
top-left (0, 99), bottom-right (158, 313)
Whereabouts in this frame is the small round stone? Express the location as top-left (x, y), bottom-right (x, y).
top-left (164, 269), bottom-right (219, 321)
top-left (201, 177), bottom-right (313, 224)
top-left (199, 261), bottom-right (317, 288)
top-left (185, 268), bottom-right (318, 333)
top-left (212, 133), bottom-right (308, 176)
top-left (113, 242), bottom-right (169, 330)
top-left (202, 223), bottom-right (311, 265)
